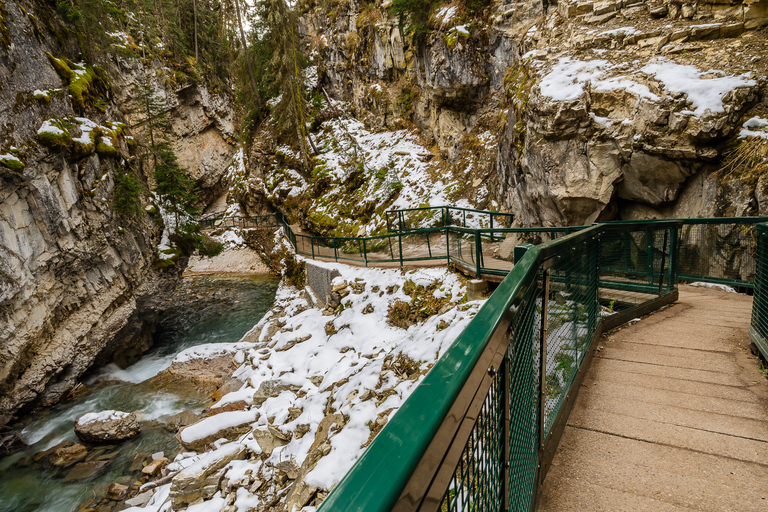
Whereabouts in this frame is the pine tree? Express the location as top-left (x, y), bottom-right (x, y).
top-left (259, 0), bottom-right (316, 169)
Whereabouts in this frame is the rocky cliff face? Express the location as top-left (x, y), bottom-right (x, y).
top-left (301, 0), bottom-right (767, 227)
top-left (0, 0), bottom-right (236, 425)
top-left (498, 0), bottom-right (768, 226)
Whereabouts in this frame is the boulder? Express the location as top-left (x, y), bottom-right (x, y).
top-left (74, 410), bottom-right (141, 443)
top-left (142, 457), bottom-right (169, 476)
top-left (163, 410), bottom-right (202, 432)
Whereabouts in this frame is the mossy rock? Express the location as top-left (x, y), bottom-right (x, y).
top-left (47, 54), bottom-right (75, 82)
top-left (69, 66), bottom-right (96, 111)
top-left (73, 139), bottom-right (94, 158)
top-left (38, 129), bottom-right (71, 149)
top-left (0, 154), bottom-right (25, 173)
top-left (154, 247), bottom-right (182, 269)
top-left (95, 140), bottom-right (118, 157)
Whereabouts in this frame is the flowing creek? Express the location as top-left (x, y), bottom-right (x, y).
top-left (0, 275), bottom-right (279, 512)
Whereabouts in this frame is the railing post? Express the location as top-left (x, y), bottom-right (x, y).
top-left (538, 270), bottom-right (550, 489)
top-left (647, 230), bottom-right (654, 285)
top-left (490, 215), bottom-right (494, 241)
top-left (667, 226), bottom-right (679, 293)
top-left (311, 238), bottom-right (315, 259)
top-left (398, 233), bottom-right (404, 267)
top-left (334, 238), bottom-right (338, 262)
top-left (363, 238), bottom-right (368, 267)
top-left (658, 228), bottom-right (669, 296)
top-left (475, 229), bottom-right (482, 278)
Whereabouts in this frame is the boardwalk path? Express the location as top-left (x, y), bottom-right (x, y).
top-left (538, 285), bottom-right (768, 511)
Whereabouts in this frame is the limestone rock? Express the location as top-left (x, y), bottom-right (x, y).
top-left (252, 426), bottom-right (289, 456)
top-left (252, 380), bottom-right (302, 407)
top-left (274, 459), bottom-right (300, 480)
top-left (170, 444), bottom-right (246, 508)
top-left (177, 409), bottom-right (258, 450)
top-left (74, 410), bottom-right (140, 443)
top-left (163, 410), bottom-right (202, 432)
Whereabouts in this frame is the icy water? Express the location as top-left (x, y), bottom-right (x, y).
top-left (0, 275), bottom-right (279, 512)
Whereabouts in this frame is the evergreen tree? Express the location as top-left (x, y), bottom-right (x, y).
top-left (259, 0), bottom-right (316, 169)
top-left (112, 168), bottom-right (144, 216)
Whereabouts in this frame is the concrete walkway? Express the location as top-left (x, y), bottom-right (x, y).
top-left (538, 286), bottom-right (768, 512)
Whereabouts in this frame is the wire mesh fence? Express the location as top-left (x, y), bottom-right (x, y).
top-left (750, 224), bottom-right (768, 359)
top-left (677, 220), bottom-right (760, 287)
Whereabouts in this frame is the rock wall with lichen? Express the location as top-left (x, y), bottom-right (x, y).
top-left (0, 0), bottom-right (237, 426)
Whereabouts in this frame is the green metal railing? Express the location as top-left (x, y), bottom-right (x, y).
top-left (198, 213), bottom-right (281, 231)
top-left (750, 223), bottom-right (768, 360)
top-left (199, 212), bottom-right (764, 290)
top-left (318, 221), bottom-right (680, 512)
top-left (386, 206), bottom-right (515, 232)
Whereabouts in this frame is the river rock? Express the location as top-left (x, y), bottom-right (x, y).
top-left (50, 443), bottom-right (88, 467)
top-left (129, 452), bottom-right (151, 472)
top-left (107, 482), bottom-right (129, 501)
top-left (62, 460), bottom-right (111, 482)
top-left (170, 443), bottom-right (246, 508)
top-left (74, 410), bottom-right (141, 443)
top-left (142, 456), bottom-right (169, 476)
top-left (33, 440), bottom-right (73, 462)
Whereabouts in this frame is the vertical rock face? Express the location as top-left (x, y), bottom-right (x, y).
top-left (0, 0), bottom-right (236, 425)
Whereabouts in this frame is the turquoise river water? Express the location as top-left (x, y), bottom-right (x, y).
top-left (0, 275), bottom-right (279, 512)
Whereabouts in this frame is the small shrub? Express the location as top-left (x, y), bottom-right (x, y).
top-left (197, 236), bottom-right (225, 257)
top-left (0, 154), bottom-right (25, 173)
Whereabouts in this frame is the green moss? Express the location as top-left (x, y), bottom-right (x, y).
top-left (33, 91), bottom-right (51, 103)
top-left (69, 66), bottom-right (96, 111)
top-left (47, 54), bottom-right (75, 82)
top-left (37, 120), bottom-right (71, 149)
top-left (154, 247), bottom-right (182, 269)
top-left (95, 139), bottom-right (119, 157)
top-left (0, 154), bottom-right (24, 173)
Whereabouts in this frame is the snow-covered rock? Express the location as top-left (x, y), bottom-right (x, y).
top-left (74, 410), bottom-right (141, 443)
